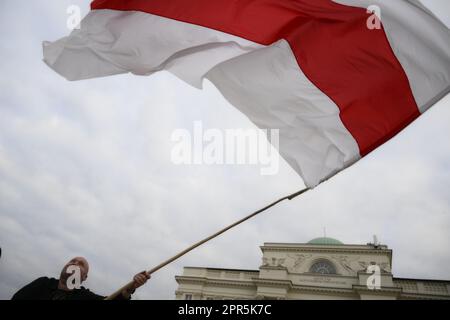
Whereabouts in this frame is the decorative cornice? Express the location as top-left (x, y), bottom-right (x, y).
top-left (183, 266), bottom-right (259, 274)
top-left (175, 276), bottom-right (257, 289)
top-left (399, 292), bottom-right (450, 300)
top-left (352, 284), bottom-right (402, 296)
top-left (260, 266), bottom-right (287, 271)
top-left (393, 277), bottom-right (450, 283)
top-left (253, 278), bottom-right (354, 296)
top-left (262, 242), bottom-right (389, 249)
top-left (290, 284), bottom-right (357, 296)
top-left (261, 246), bottom-right (392, 256)
top-left (252, 278), bottom-right (292, 289)
top-left (298, 272), bottom-right (355, 280)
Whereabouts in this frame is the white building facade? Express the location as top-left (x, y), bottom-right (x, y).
top-left (175, 237), bottom-right (450, 300)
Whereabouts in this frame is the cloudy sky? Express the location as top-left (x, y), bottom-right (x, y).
top-left (0, 1), bottom-right (449, 300)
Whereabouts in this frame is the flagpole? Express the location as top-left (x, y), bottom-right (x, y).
top-left (104, 187), bottom-right (310, 300)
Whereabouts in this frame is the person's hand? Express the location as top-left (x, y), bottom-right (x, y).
top-left (132, 271), bottom-right (150, 290)
top-left (121, 271), bottom-right (151, 298)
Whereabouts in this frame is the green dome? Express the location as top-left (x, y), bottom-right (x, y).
top-left (307, 237), bottom-right (343, 245)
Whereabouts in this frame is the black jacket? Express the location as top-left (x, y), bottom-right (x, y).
top-left (11, 277), bottom-right (129, 300)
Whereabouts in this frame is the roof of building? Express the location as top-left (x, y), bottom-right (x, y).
top-left (307, 237), bottom-right (343, 245)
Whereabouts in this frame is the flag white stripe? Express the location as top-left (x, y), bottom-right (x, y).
top-left (43, 9), bottom-right (360, 187)
top-left (44, 9), bottom-right (263, 86)
top-left (207, 40), bottom-right (360, 186)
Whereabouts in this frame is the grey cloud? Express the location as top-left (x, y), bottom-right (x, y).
top-left (0, 1), bottom-right (449, 299)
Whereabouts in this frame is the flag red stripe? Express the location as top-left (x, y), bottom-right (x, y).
top-left (91, 0), bottom-right (420, 155)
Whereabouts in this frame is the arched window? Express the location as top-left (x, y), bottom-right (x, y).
top-left (309, 260), bottom-right (337, 275)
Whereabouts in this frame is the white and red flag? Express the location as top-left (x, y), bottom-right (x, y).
top-left (43, 0), bottom-right (450, 187)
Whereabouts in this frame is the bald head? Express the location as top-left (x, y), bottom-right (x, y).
top-left (60, 257), bottom-right (90, 283)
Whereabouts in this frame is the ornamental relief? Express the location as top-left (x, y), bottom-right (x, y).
top-left (329, 255), bottom-right (391, 274)
top-left (261, 254), bottom-right (310, 270)
top-left (357, 261), bottom-right (391, 273)
top-left (379, 262), bottom-right (391, 273)
top-left (331, 255), bottom-right (361, 274)
top-left (261, 253), bottom-right (313, 272)
top-left (261, 257), bottom-right (287, 268)
top-left (261, 253), bottom-right (391, 275)
top-left (286, 254), bottom-right (313, 272)
top-left (283, 254), bottom-right (358, 274)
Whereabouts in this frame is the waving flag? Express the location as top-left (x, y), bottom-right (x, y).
top-left (43, 0), bottom-right (450, 187)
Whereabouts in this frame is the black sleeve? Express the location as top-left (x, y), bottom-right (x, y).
top-left (78, 288), bottom-right (132, 300)
top-left (77, 288), bottom-right (107, 300)
top-left (11, 277), bottom-right (50, 300)
top-left (114, 289), bottom-right (134, 301)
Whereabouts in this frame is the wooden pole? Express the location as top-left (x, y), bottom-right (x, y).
top-left (105, 187), bottom-right (310, 300)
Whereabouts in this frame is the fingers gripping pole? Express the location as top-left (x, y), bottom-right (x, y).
top-left (104, 187), bottom-right (310, 300)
